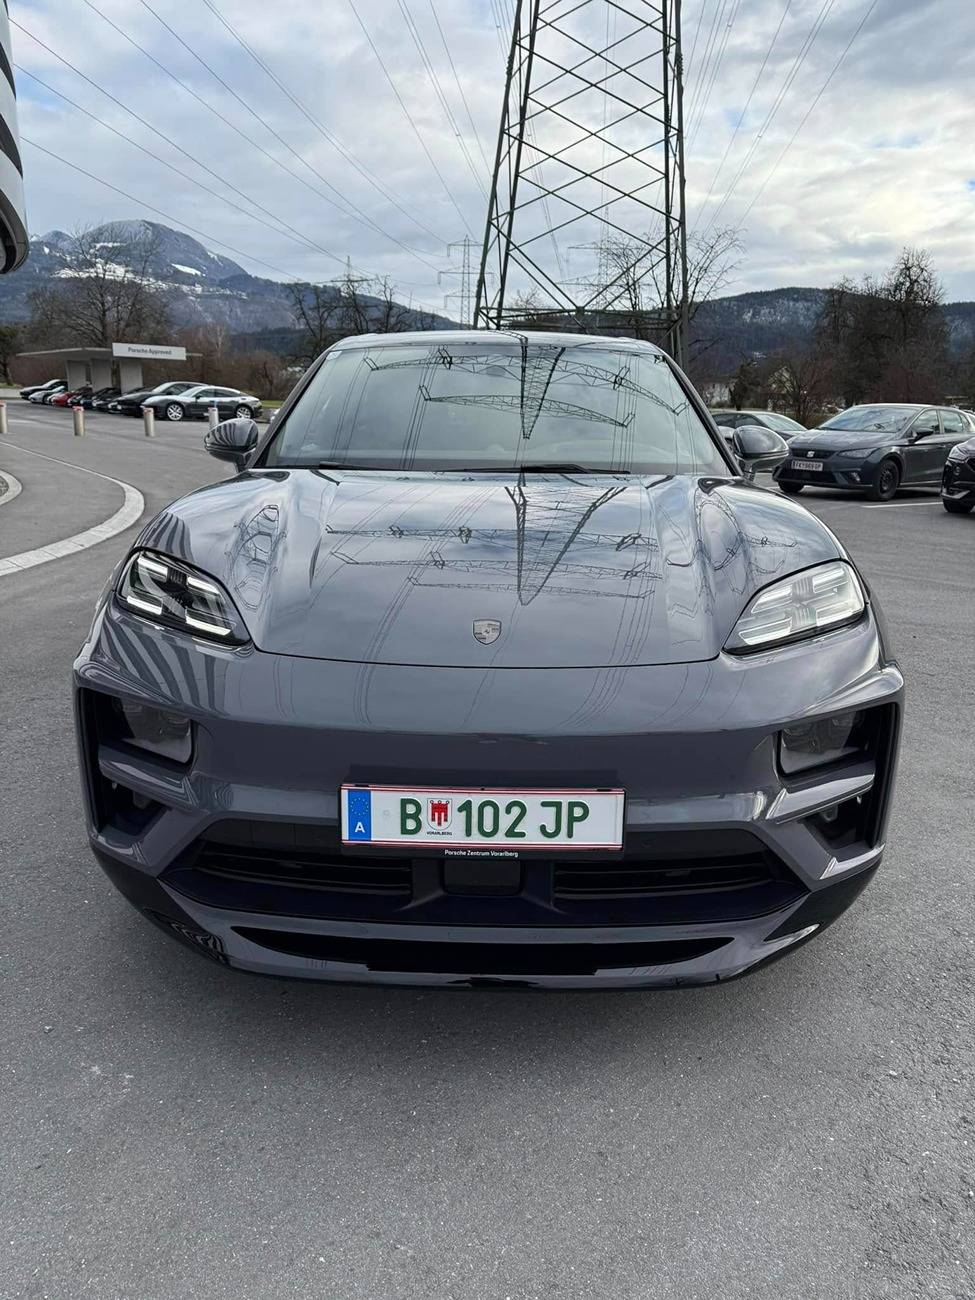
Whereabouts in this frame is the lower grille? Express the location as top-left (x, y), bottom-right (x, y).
top-left (167, 822), bottom-right (802, 927)
top-left (190, 821), bottom-right (411, 896)
top-left (232, 928), bottom-right (730, 975)
top-left (554, 853), bottom-right (772, 899)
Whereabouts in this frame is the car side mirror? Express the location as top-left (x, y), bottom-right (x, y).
top-left (204, 417), bottom-right (259, 471)
top-left (732, 424), bottom-right (789, 479)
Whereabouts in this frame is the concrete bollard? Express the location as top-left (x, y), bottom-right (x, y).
top-left (208, 405), bottom-right (220, 430)
top-left (142, 405), bottom-right (155, 438)
top-left (0, 400), bottom-right (7, 436)
top-left (73, 405), bottom-right (85, 438)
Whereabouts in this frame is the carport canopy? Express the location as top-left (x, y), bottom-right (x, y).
top-left (16, 345), bottom-right (201, 393)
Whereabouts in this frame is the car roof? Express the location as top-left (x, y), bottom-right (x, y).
top-left (329, 328), bottom-right (668, 355)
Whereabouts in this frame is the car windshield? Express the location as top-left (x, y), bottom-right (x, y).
top-left (763, 412), bottom-right (804, 433)
top-left (263, 340), bottom-right (729, 475)
top-left (820, 405), bottom-right (922, 432)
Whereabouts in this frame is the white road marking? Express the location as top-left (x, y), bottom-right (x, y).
top-left (0, 469), bottom-right (23, 505)
top-left (0, 441), bottom-right (144, 578)
top-left (862, 499), bottom-right (941, 509)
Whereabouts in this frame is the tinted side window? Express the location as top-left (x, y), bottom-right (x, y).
top-left (941, 410), bottom-right (965, 435)
top-left (911, 410), bottom-right (940, 435)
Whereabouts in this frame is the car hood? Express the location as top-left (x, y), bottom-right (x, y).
top-left (797, 428), bottom-right (905, 451)
top-left (135, 470), bottom-right (844, 669)
top-left (116, 389), bottom-right (152, 403)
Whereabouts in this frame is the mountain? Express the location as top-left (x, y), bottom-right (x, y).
top-left (0, 219), bottom-right (455, 335)
top-left (0, 220), bottom-right (971, 364)
top-left (690, 288), bottom-right (975, 375)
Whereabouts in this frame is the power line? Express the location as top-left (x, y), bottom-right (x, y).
top-left (193, 0), bottom-right (446, 247)
top-left (395, 0), bottom-right (486, 197)
top-left (426, 0), bottom-right (492, 174)
top-left (689, 0), bottom-right (792, 234)
top-left (735, 0), bottom-right (880, 228)
top-left (346, 0), bottom-right (477, 239)
top-left (12, 19), bottom-right (373, 276)
top-left (685, 0), bottom-right (711, 80)
top-left (686, 0), bottom-right (743, 147)
top-left (80, 0), bottom-right (441, 269)
top-left (684, 0), bottom-right (729, 132)
top-left (15, 64), bottom-right (356, 269)
top-left (21, 137), bottom-right (302, 280)
top-left (699, 0), bottom-right (836, 239)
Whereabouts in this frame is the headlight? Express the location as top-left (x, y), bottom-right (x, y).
top-left (946, 443), bottom-right (971, 463)
top-left (116, 550), bottom-right (249, 645)
top-left (725, 561), bottom-right (865, 653)
top-left (833, 448), bottom-right (874, 459)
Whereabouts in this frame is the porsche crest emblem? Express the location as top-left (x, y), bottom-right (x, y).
top-left (473, 619), bottom-right (502, 645)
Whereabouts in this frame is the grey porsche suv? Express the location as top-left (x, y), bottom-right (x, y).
top-left (74, 332), bottom-right (903, 988)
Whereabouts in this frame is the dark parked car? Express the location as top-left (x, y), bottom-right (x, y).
top-left (72, 386), bottom-right (120, 410)
top-left (109, 381), bottom-right (199, 416)
top-left (141, 383), bottom-right (262, 422)
top-left (74, 331), bottom-right (903, 988)
top-left (711, 409), bottom-right (807, 439)
top-left (19, 378), bottom-right (64, 400)
top-left (91, 388), bottom-right (122, 411)
top-left (941, 434), bottom-right (975, 513)
top-left (774, 404), bottom-right (975, 501)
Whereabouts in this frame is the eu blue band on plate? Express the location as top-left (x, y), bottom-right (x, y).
top-left (345, 789), bottom-right (372, 840)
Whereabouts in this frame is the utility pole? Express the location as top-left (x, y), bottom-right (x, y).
top-left (473, 0), bottom-right (689, 363)
top-left (438, 237), bottom-right (477, 327)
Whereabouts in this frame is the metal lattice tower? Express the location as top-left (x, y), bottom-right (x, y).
top-left (474, 0), bottom-right (689, 364)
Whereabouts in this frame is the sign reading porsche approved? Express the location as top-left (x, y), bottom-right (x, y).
top-left (341, 786), bottom-right (624, 850)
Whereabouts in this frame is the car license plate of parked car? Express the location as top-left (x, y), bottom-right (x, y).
top-left (792, 458), bottom-right (823, 471)
top-left (341, 785), bottom-right (625, 850)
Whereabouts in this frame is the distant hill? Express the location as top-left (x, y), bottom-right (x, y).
top-left (0, 220), bottom-right (971, 366)
top-left (690, 287), bottom-right (975, 375)
top-left (0, 219), bottom-right (455, 335)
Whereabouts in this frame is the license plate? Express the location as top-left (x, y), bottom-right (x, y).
top-left (341, 785), bottom-right (624, 850)
top-left (792, 458), bottom-right (823, 471)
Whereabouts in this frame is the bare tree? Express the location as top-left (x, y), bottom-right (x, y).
top-left (288, 272), bottom-right (435, 363)
top-left (285, 282), bottom-right (345, 365)
top-left (26, 221), bottom-right (172, 348)
top-left (766, 349), bottom-right (833, 425)
top-left (0, 323), bottom-right (21, 382)
top-left (814, 247), bottom-right (949, 404)
top-left (592, 226), bottom-right (743, 344)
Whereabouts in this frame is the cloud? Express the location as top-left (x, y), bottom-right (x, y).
top-left (9, 0), bottom-right (975, 310)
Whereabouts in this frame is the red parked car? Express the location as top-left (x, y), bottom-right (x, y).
top-left (51, 386), bottom-right (92, 407)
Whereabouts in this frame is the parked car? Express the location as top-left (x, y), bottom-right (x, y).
top-left (141, 384), bottom-right (262, 422)
top-left (90, 388), bottom-right (122, 411)
top-left (109, 381), bottom-right (200, 416)
top-left (74, 330), bottom-right (903, 989)
top-left (774, 404), bottom-right (975, 501)
top-left (52, 386), bottom-right (92, 407)
top-left (20, 378), bottom-right (64, 400)
top-left (29, 383), bottom-right (66, 404)
top-left (72, 386), bottom-right (119, 410)
top-left (941, 433), bottom-right (975, 514)
top-left (711, 409), bottom-right (808, 440)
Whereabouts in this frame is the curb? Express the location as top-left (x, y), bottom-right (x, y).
top-left (0, 468), bottom-right (23, 505)
top-left (0, 442), bottom-right (145, 578)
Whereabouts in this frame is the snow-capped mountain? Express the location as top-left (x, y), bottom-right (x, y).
top-left (0, 220), bottom-right (454, 334)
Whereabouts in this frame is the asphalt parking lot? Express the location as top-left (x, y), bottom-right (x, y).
top-left (1, 403), bottom-right (972, 1300)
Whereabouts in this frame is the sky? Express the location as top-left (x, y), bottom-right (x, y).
top-left (9, 0), bottom-right (975, 312)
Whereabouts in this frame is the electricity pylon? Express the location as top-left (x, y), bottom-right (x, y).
top-left (474, 0), bottom-right (690, 365)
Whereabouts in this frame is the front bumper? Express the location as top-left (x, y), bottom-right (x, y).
top-left (74, 603), bottom-right (903, 988)
top-left (941, 459), bottom-right (975, 502)
top-left (774, 457), bottom-right (878, 491)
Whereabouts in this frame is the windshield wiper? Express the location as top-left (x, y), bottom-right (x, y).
top-left (513, 462), bottom-right (625, 474)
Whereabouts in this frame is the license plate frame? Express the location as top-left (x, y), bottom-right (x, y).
top-left (341, 785), bottom-right (625, 852)
top-left (791, 458), bottom-right (823, 472)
